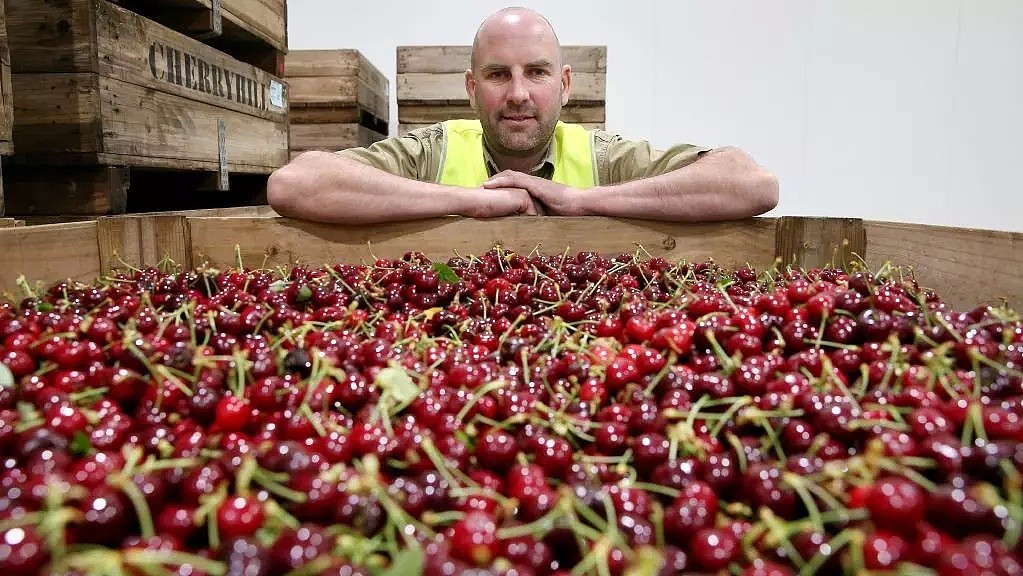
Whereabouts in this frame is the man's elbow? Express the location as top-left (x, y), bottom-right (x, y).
top-left (748, 168), bottom-right (779, 216)
top-left (267, 153), bottom-right (319, 218)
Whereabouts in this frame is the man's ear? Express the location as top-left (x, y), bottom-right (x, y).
top-left (561, 64), bottom-right (572, 106)
top-left (465, 69), bottom-right (477, 109)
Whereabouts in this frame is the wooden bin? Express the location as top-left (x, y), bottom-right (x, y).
top-left (396, 45), bottom-right (606, 135)
top-left (1, 216), bottom-right (1020, 313)
top-left (108, 0), bottom-right (288, 76)
top-left (285, 49), bottom-right (388, 159)
top-left (3, 0), bottom-right (290, 216)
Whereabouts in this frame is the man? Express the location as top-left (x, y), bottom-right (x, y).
top-left (267, 7), bottom-right (779, 225)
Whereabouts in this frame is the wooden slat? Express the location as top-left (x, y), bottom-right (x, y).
top-left (186, 216), bottom-right (778, 271)
top-left (398, 103), bottom-right (605, 124)
top-left (397, 45), bottom-right (607, 74)
top-left (289, 107), bottom-right (361, 124)
top-left (13, 73), bottom-right (288, 171)
top-left (96, 215), bottom-right (192, 274)
top-left (285, 50), bottom-right (387, 98)
top-left (398, 122), bottom-right (605, 136)
top-left (775, 217), bottom-right (866, 270)
top-left (0, 221), bottom-right (102, 295)
top-left (2, 165), bottom-right (129, 215)
top-left (108, 0), bottom-right (287, 53)
top-left (0, 0), bottom-right (12, 152)
top-left (289, 124), bottom-right (385, 151)
top-left (397, 72), bottom-right (605, 105)
top-left (288, 77), bottom-right (388, 121)
top-left (864, 221), bottom-right (1023, 310)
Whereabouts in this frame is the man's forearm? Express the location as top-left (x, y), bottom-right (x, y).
top-left (578, 147), bottom-right (780, 221)
top-left (267, 151), bottom-right (472, 225)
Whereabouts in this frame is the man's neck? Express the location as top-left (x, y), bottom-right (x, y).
top-left (492, 152), bottom-right (546, 174)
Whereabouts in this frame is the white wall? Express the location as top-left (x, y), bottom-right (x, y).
top-left (287, 0), bottom-right (1023, 232)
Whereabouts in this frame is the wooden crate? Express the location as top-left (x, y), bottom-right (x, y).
top-left (108, 0), bottom-right (287, 76)
top-left (396, 45), bottom-right (606, 135)
top-left (1, 215), bottom-right (1019, 312)
top-left (3, 0), bottom-right (289, 216)
top-left (285, 50), bottom-right (388, 156)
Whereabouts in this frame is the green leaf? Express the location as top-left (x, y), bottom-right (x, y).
top-left (36, 301), bottom-right (53, 312)
top-left (70, 431), bottom-right (92, 457)
top-left (295, 284), bottom-right (312, 303)
top-left (0, 363), bottom-right (13, 389)
top-left (380, 544), bottom-right (424, 576)
top-left (432, 262), bottom-right (461, 284)
top-left (374, 367), bottom-right (418, 405)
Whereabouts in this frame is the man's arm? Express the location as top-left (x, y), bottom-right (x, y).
top-left (482, 146), bottom-right (779, 222)
top-left (267, 151), bottom-right (537, 225)
top-left (577, 146), bottom-right (779, 221)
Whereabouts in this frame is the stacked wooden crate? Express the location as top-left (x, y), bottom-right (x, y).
top-left (396, 45), bottom-right (606, 135)
top-left (1, 0), bottom-right (289, 218)
top-left (285, 50), bottom-right (388, 159)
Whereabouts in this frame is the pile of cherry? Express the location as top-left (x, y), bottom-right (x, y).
top-left (1, 249), bottom-right (1022, 576)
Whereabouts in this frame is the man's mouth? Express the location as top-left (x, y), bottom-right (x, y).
top-left (502, 114), bottom-right (535, 121)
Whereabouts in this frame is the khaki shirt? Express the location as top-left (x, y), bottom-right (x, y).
top-left (336, 122), bottom-right (712, 185)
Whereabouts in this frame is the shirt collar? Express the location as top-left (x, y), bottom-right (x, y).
top-left (482, 132), bottom-right (557, 179)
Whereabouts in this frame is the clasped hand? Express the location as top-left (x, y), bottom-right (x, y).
top-left (476, 170), bottom-right (585, 217)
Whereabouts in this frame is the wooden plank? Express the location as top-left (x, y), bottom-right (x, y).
top-left (285, 50), bottom-right (387, 99)
top-left (186, 216), bottom-right (777, 272)
top-left (398, 122), bottom-right (605, 136)
top-left (398, 104), bottom-right (605, 124)
top-left (96, 215), bottom-right (192, 274)
top-left (397, 45), bottom-right (607, 74)
top-left (289, 124), bottom-right (385, 151)
top-left (775, 217), bottom-right (866, 270)
top-left (289, 107), bottom-right (361, 124)
top-left (288, 76), bottom-right (387, 121)
top-left (19, 205), bottom-right (277, 225)
top-left (397, 72), bottom-right (605, 105)
top-left (0, 0), bottom-right (13, 152)
top-left (863, 221), bottom-right (1023, 310)
top-left (0, 221), bottom-right (102, 295)
top-left (108, 0), bottom-right (287, 53)
top-left (2, 165), bottom-right (129, 215)
top-left (12, 73), bottom-right (288, 171)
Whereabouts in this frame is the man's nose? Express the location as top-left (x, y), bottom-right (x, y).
top-left (507, 73), bottom-right (529, 104)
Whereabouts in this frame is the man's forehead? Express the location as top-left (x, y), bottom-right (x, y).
top-left (480, 58), bottom-right (556, 70)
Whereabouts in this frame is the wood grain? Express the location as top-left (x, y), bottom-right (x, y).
top-left (12, 73), bottom-right (288, 170)
top-left (0, 0), bottom-right (12, 153)
top-left (289, 124), bottom-right (385, 151)
top-left (397, 72), bottom-right (605, 105)
top-left (397, 45), bottom-right (606, 74)
top-left (0, 221), bottom-right (102, 296)
top-left (775, 217), bottom-right (866, 270)
top-left (186, 216), bottom-right (778, 271)
top-left (398, 122), bottom-right (605, 136)
top-left (864, 221), bottom-right (1023, 310)
top-left (398, 103), bottom-right (604, 124)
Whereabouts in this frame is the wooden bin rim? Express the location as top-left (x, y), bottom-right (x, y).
top-left (0, 215), bottom-right (1020, 310)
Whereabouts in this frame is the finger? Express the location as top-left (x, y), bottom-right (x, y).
top-left (482, 175), bottom-right (514, 189)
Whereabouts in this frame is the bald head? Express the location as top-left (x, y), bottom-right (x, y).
top-left (471, 7), bottom-right (563, 72)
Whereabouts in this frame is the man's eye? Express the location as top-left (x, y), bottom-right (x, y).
top-left (489, 71), bottom-right (509, 80)
top-left (529, 69), bottom-right (550, 77)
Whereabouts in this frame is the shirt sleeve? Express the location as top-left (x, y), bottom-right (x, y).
top-left (593, 129), bottom-right (714, 185)
top-left (334, 123), bottom-right (444, 182)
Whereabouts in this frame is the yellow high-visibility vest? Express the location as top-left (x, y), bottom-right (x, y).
top-left (438, 119), bottom-right (597, 188)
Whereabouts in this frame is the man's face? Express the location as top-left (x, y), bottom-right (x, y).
top-left (467, 22), bottom-right (571, 159)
